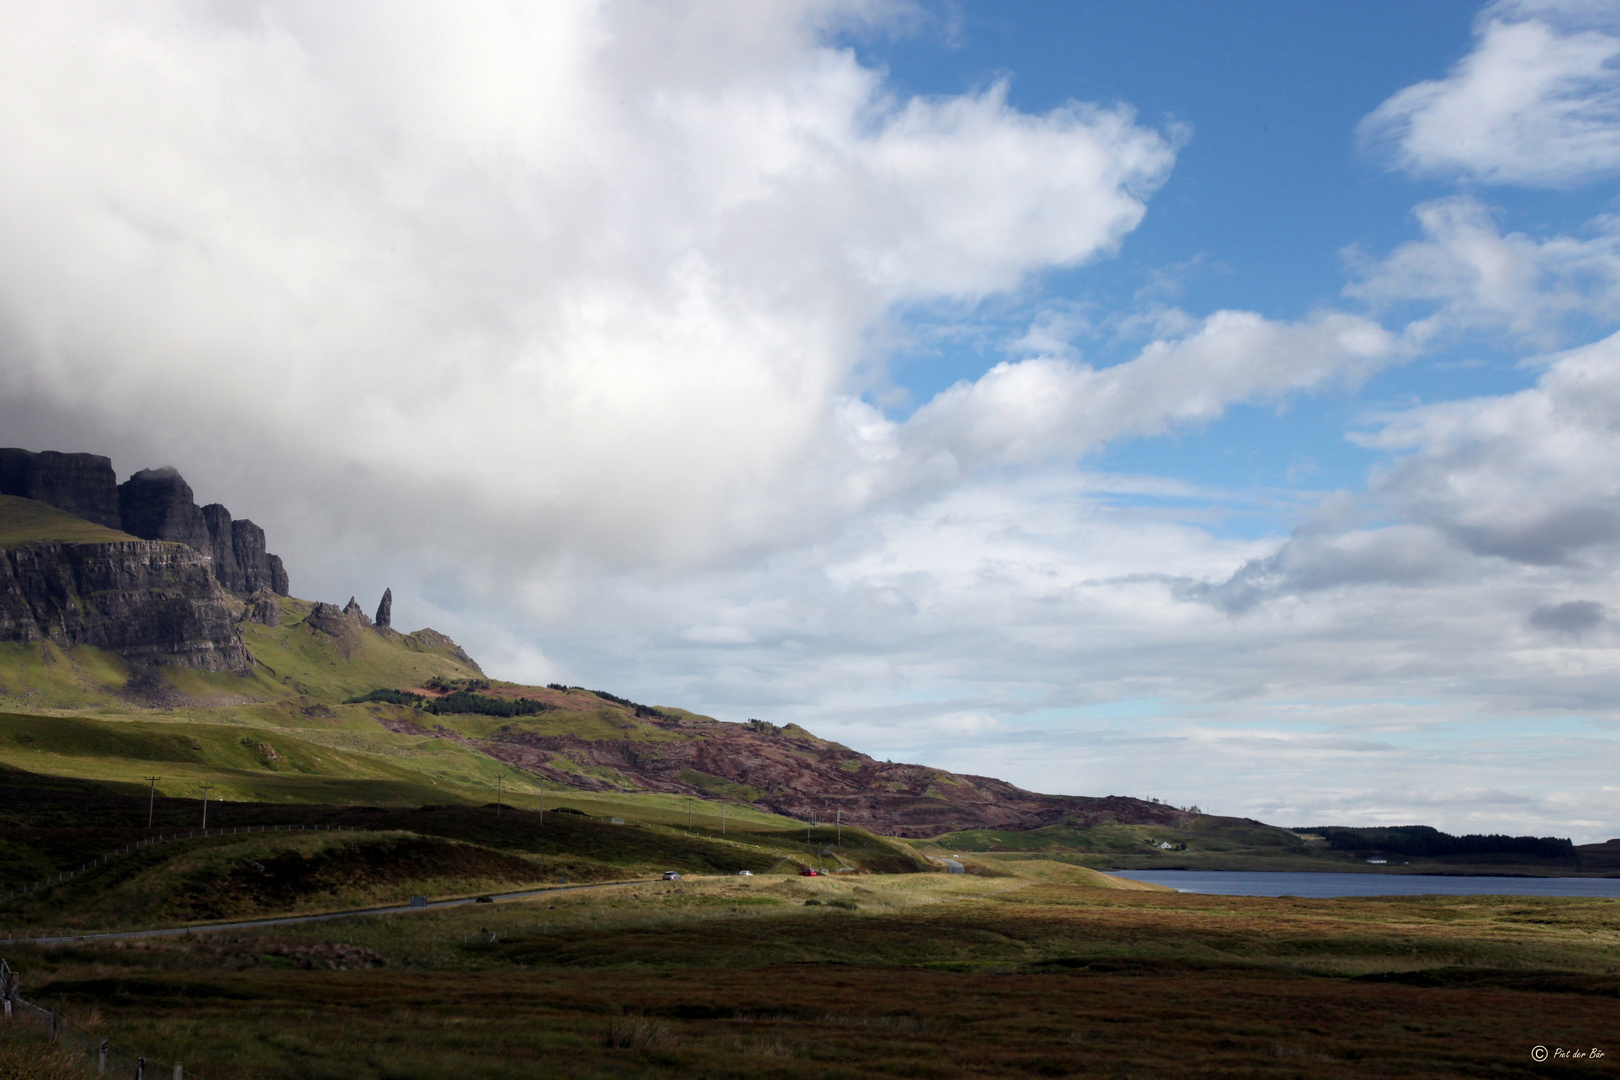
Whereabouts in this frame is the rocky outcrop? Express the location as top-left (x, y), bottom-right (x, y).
top-left (342, 596), bottom-right (370, 624)
top-left (117, 466), bottom-right (288, 596)
top-left (200, 504), bottom-right (289, 595)
top-left (0, 450), bottom-right (121, 530)
top-left (0, 539), bottom-right (251, 673)
top-left (117, 467), bottom-right (211, 551)
top-left (403, 628), bottom-right (483, 673)
top-left (375, 588), bottom-right (392, 629)
top-left (305, 602), bottom-right (350, 637)
top-left (247, 587), bottom-right (282, 626)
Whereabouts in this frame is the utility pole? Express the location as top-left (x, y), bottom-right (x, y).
top-left (836, 808), bottom-right (842, 847)
top-left (496, 776), bottom-right (503, 818)
top-left (687, 797), bottom-right (693, 831)
top-left (144, 777), bottom-right (160, 829)
top-left (537, 779), bottom-right (544, 824)
top-left (199, 784), bottom-right (213, 830)
top-left (721, 802), bottom-right (727, 836)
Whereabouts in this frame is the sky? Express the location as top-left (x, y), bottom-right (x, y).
top-left (3, 0), bottom-right (1620, 840)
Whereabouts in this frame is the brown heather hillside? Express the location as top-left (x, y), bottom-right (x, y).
top-left (375, 685), bottom-right (1190, 838)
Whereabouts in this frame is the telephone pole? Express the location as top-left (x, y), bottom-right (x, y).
top-left (836, 808), bottom-right (842, 847)
top-left (199, 784), bottom-right (213, 830)
top-left (496, 776), bottom-right (503, 818)
top-left (144, 777), bottom-right (160, 829)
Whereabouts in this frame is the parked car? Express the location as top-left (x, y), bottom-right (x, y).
top-left (799, 868), bottom-right (820, 876)
top-left (662, 870), bottom-right (682, 881)
top-left (737, 870), bottom-right (753, 877)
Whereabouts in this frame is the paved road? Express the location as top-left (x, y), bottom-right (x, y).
top-left (939, 857), bottom-right (965, 874)
top-left (6, 879), bottom-right (655, 947)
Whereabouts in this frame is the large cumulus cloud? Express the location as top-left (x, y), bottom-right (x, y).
top-left (0, 0), bottom-right (1180, 576)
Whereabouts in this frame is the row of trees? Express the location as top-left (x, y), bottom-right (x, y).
top-left (1312, 825), bottom-right (1573, 859)
top-left (547, 684), bottom-right (673, 720)
top-left (344, 687), bottom-right (554, 718)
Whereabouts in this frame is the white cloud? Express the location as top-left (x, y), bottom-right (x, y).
top-left (0, 0), bottom-right (1176, 575)
top-left (901, 310), bottom-right (1396, 471)
top-left (1364, 329), bottom-right (1620, 566)
top-left (1196, 330), bottom-right (1620, 615)
top-left (1345, 197), bottom-right (1620, 347)
top-left (1361, 0), bottom-right (1620, 187)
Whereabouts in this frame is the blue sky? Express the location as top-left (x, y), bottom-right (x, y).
top-left (4, 0), bottom-right (1620, 839)
top-left (867, 2), bottom-right (1609, 494)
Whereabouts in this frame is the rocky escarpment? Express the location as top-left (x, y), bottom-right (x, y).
top-left (0, 539), bottom-right (251, 673)
top-left (2, 449), bottom-right (289, 597)
top-left (119, 468), bottom-right (289, 596)
top-left (0, 450), bottom-right (121, 530)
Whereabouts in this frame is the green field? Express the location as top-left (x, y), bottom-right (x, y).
top-left (0, 495), bottom-right (136, 546)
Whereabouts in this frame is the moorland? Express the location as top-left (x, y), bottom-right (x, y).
top-left (0, 776), bottom-right (1614, 1080)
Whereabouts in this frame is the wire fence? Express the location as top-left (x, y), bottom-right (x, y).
top-left (1, 959), bottom-right (203, 1079)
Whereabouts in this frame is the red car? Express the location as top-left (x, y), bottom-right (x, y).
top-left (799, 868), bottom-right (820, 876)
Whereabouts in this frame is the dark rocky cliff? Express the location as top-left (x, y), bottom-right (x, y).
top-left (200, 503), bottom-right (289, 595)
top-left (0, 539), bottom-right (251, 673)
top-left (118, 467), bottom-right (288, 595)
top-left (0, 450), bottom-right (121, 530)
top-left (2, 450), bottom-right (289, 596)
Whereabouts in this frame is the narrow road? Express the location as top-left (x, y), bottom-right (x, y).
top-left (7, 878), bottom-right (655, 947)
top-left (939, 857), bottom-right (965, 874)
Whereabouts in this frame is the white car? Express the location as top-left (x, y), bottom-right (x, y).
top-left (662, 870), bottom-right (681, 880)
top-left (737, 870), bottom-right (753, 877)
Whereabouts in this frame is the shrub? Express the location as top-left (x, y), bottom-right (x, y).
top-left (602, 1016), bottom-right (677, 1049)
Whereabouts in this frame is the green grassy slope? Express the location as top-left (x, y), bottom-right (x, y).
top-left (0, 494), bottom-right (137, 545)
top-left (0, 765), bottom-right (930, 929)
top-left (233, 601), bottom-right (484, 700)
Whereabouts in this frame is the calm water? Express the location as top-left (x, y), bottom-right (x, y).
top-left (1107, 870), bottom-right (1620, 898)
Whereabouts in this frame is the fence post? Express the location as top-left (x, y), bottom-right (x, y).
top-left (173, 1063), bottom-right (182, 1080)
top-left (99, 1039), bottom-right (108, 1075)
top-left (50, 1004), bottom-right (57, 1040)
top-left (135, 1056), bottom-right (144, 1080)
